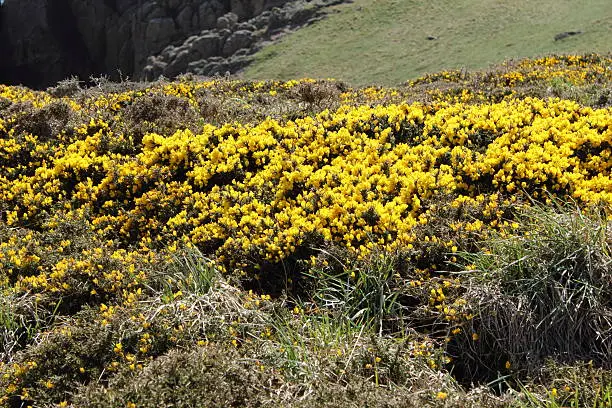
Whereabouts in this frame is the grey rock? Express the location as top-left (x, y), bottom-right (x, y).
top-left (141, 0), bottom-right (349, 81)
top-left (164, 49), bottom-right (191, 77)
top-left (206, 61), bottom-right (230, 75)
top-left (252, 13), bottom-right (270, 29)
top-left (217, 28), bottom-right (233, 40)
top-left (143, 59), bottom-right (167, 81)
top-left (554, 30), bottom-right (583, 41)
top-left (289, 6), bottom-right (318, 27)
top-left (237, 22), bottom-right (257, 31)
top-left (216, 12), bottom-right (239, 30)
top-left (0, 0), bottom-right (347, 87)
top-left (222, 29), bottom-right (254, 56)
top-left (185, 35), bottom-right (200, 46)
top-left (161, 45), bottom-right (178, 61)
top-left (233, 48), bottom-right (250, 57)
top-left (188, 59), bottom-right (208, 70)
top-left (191, 33), bottom-right (222, 59)
top-left (267, 7), bottom-right (287, 31)
top-left (201, 61), bottom-right (219, 75)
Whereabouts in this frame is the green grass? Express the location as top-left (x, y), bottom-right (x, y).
top-left (451, 199), bottom-right (612, 384)
top-left (242, 0), bottom-right (612, 86)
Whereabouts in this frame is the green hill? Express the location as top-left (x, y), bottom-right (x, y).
top-left (242, 0), bottom-right (612, 86)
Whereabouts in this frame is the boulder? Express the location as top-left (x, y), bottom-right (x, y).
top-left (161, 45), bottom-right (179, 61)
top-left (554, 30), bottom-right (583, 41)
top-left (164, 49), bottom-right (192, 77)
top-left (216, 12), bottom-right (239, 30)
top-left (143, 58), bottom-right (167, 81)
top-left (237, 22), bottom-right (257, 31)
top-left (191, 32), bottom-right (222, 59)
top-left (187, 59), bottom-right (208, 71)
top-left (251, 11), bottom-right (271, 29)
top-left (222, 30), bottom-right (254, 56)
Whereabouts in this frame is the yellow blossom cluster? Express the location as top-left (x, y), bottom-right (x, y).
top-left (410, 54), bottom-right (612, 88)
top-left (0, 86), bottom-right (53, 108)
top-left (0, 55), bottom-right (611, 407)
top-left (1, 85), bottom-right (611, 300)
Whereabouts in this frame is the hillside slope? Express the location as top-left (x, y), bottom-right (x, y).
top-left (242, 0), bottom-right (612, 85)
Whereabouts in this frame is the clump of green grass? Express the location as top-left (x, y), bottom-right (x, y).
top-left (153, 247), bottom-right (219, 297)
top-left (0, 292), bottom-right (59, 364)
top-left (514, 361), bottom-right (612, 407)
top-left (451, 198), bottom-right (612, 385)
top-left (306, 246), bottom-right (407, 335)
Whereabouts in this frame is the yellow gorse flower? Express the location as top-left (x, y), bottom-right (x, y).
top-left (0, 82), bottom-right (611, 298)
top-left (0, 59), bottom-right (610, 397)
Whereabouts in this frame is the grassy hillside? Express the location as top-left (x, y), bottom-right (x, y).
top-left (242, 0), bottom-right (612, 86)
top-left (0, 55), bottom-right (611, 407)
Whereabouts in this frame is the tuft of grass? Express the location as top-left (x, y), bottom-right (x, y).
top-left (156, 247), bottom-right (219, 297)
top-left (514, 361), bottom-right (612, 407)
top-left (306, 247), bottom-right (407, 335)
top-left (0, 292), bottom-right (60, 364)
top-left (451, 198), bottom-right (612, 384)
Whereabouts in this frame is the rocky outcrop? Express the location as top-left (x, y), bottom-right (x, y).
top-left (0, 0), bottom-right (292, 88)
top-left (142, 0), bottom-right (345, 80)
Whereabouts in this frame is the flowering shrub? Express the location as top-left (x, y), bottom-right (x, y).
top-left (2, 96), bottom-right (610, 286)
top-left (0, 55), bottom-right (611, 407)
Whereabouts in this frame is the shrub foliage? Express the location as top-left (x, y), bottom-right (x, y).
top-left (0, 54), bottom-right (611, 407)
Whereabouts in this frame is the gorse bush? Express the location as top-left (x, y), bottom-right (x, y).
top-left (0, 55), bottom-right (611, 407)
